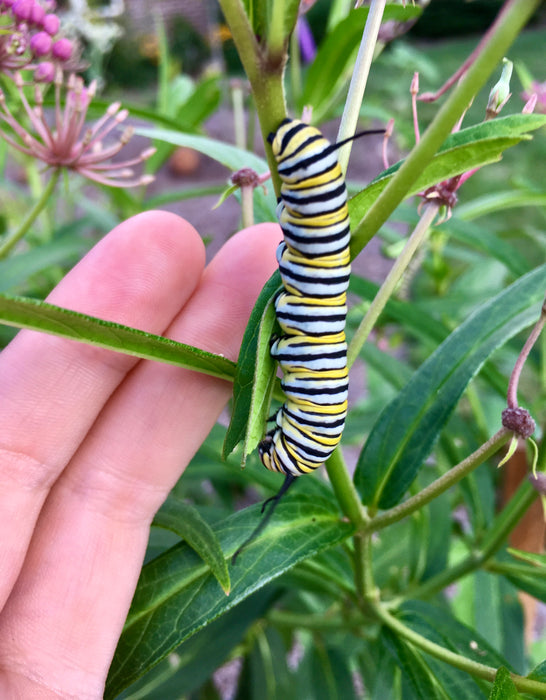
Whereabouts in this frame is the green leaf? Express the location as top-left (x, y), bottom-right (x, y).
top-left (528, 660), bottom-right (546, 684)
top-left (301, 5), bottom-right (422, 123)
top-left (134, 126), bottom-right (269, 174)
top-left (223, 271), bottom-right (282, 459)
top-left (381, 628), bottom-right (451, 700)
top-left (348, 114), bottom-right (546, 257)
top-left (354, 264), bottom-right (546, 509)
top-left (457, 189), bottom-right (546, 222)
top-left (113, 588), bottom-right (277, 699)
top-left (0, 294), bottom-right (236, 381)
top-left (243, 296), bottom-right (278, 461)
top-left (384, 601), bottom-right (511, 699)
top-left (153, 497), bottom-right (230, 595)
top-left (489, 667), bottom-right (520, 700)
top-left (105, 493), bottom-right (353, 698)
top-left (400, 601), bottom-right (511, 670)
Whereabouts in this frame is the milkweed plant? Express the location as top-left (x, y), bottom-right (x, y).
top-left (0, 0), bottom-right (545, 698)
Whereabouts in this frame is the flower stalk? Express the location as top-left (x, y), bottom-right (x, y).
top-left (0, 168), bottom-right (59, 258)
top-left (336, 0), bottom-right (386, 174)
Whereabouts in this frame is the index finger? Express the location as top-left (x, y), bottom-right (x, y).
top-left (0, 211), bottom-right (205, 608)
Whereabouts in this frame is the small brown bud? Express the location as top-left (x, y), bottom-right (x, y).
top-left (501, 407), bottom-right (536, 438)
top-left (231, 168), bottom-right (260, 188)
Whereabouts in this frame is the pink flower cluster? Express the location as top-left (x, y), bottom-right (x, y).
top-left (0, 67), bottom-right (156, 187)
top-left (0, 0), bottom-right (72, 82)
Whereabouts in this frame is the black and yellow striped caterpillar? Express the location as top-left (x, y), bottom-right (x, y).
top-left (233, 118), bottom-right (364, 561)
top-left (259, 118), bottom-right (351, 482)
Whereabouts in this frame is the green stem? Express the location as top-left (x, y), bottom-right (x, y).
top-left (269, 609), bottom-right (360, 631)
top-left (366, 428), bottom-right (511, 534)
top-left (289, 30), bottom-right (302, 103)
top-left (350, 0), bottom-right (542, 257)
top-left (218, 0), bottom-right (286, 194)
top-left (240, 185), bottom-right (255, 229)
top-left (347, 202), bottom-right (438, 368)
top-left (337, 0), bottom-right (386, 174)
top-left (267, 0), bottom-right (286, 57)
top-left (0, 169), bottom-right (60, 259)
top-left (231, 79), bottom-right (246, 150)
top-left (325, 448), bottom-right (367, 528)
top-left (370, 603), bottom-right (546, 697)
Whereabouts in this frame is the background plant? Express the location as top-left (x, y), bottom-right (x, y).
top-left (0, 1), bottom-right (546, 698)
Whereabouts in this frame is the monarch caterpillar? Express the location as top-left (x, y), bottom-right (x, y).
top-left (259, 118), bottom-right (351, 482)
top-left (232, 119), bottom-right (381, 562)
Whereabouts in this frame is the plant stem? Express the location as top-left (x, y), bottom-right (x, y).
top-left (0, 169), bottom-right (60, 259)
top-left (347, 201), bottom-right (438, 367)
top-left (240, 185), bottom-right (254, 229)
top-left (231, 79), bottom-right (246, 150)
top-left (350, 0), bottom-right (542, 257)
top-left (337, 0), bottom-right (386, 175)
top-left (507, 295), bottom-right (546, 408)
top-left (218, 0), bottom-right (286, 193)
top-left (325, 448), bottom-right (367, 528)
top-left (269, 609), bottom-right (361, 631)
top-left (366, 428), bottom-right (511, 534)
top-left (370, 602), bottom-right (546, 696)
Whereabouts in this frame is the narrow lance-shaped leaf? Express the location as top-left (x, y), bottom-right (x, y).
top-left (223, 271), bottom-right (282, 459)
top-left (153, 497), bottom-right (230, 595)
top-left (0, 294), bottom-right (235, 381)
top-left (105, 494), bottom-right (353, 698)
top-left (349, 114), bottom-right (546, 257)
top-left (135, 126), bottom-right (269, 174)
top-left (354, 264), bottom-right (546, 509)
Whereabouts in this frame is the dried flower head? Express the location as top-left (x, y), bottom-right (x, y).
top-left (0, 67), bottom-right (155, 187)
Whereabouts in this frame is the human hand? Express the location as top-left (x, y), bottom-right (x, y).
top-left (0, 211), bottom-right (280, 698)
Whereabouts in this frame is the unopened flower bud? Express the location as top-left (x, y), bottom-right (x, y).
top-left (232, 168), bottom-right (260, 188)
top-left (52, 37), bottom-right (72, 60)
top-left (34, 60), bottom-right (55, 82)
top-left (12, 0), bottom-right (33, 21)
top-left (30, 1), bottom-right (45, 25)
top-left (502, 406), bottom-right (536, 438)
top-left (486, 58), bottom-right (513, 119)
top-left (522, 93), bottom-right (537, 114)
top-left (30, 30), bottom-right (52, 56)
top-left (42, 12), bottom-right (59, 35)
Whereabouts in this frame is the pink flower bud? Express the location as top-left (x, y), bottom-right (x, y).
top-left (30, 1), bottom-right (45, 25)
top-left (34, 60), bottom-right (55, 82)
top-left (30, 30), bottom-right (52, 56)
top-left (52, 37), bottom-right (72, 61)
top-left (42, 12), bottom-right (59, 35)
top-left (12, 0), bottom-right (33, 20)
top-left (2, 0), bottom-right (16, 8)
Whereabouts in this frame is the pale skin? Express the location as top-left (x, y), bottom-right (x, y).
top-left (0, 211), bottom-right (280, 698)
